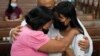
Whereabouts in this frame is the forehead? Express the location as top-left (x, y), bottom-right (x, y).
top-left (12, 0), bottom-right (17, 2)
top-left (37, 0), bottom-right (55, 3)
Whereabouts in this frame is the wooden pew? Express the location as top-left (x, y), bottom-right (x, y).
top-left (87, 27), bottom-right (100, 56)
top-left (81, 20), bottom-right (100, 56)
top-left (79, 0), bottom-right (85, 10)
top-left (92, 0), bottom-right (99, 19)
top-left (86, 27), bottom-right (100, 36)
top-left (0, 29), bottom-right (10, 37)
top-left (0, 21), bottom-right (21, 28)
top-left (96, 0), bottom-right (100, 19)
top-left (92, 36), bottom-right (100, 56)
top-left (0, 21), bottom-right (21, 56)
top-left (83, 0), bottom-right (89, 14)
top-left (0, 43), bottom-right (11, 56)
top-left (0, 21), bottom-right (21, 41)
top-left (88, 0), bottom-right (94, 13)
top-left (0, 29), bottom-right (11, 56)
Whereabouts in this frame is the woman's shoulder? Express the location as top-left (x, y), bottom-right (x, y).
top-left (21, 26), bottom-right (44, 36)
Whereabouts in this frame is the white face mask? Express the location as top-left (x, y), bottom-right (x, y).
top-left (11, 3), bottom-right (17, 7)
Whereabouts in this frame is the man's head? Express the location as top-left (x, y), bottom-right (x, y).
top-left (37, 0), bottom-right (56, 9)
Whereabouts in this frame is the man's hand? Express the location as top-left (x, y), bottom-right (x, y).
top-left (78, 37), bottom-right (90, 51)
top-left (11, 26), bottom-right (22, 40)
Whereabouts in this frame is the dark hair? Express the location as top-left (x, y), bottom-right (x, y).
top-left (25, 6), bottom-right (54, 30)
top-left (7, 0), bottom-right (18, 13)
top-left (54, 1), bottom-right (84, 34)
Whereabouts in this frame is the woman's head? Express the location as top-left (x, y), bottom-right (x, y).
top-left (53, 1), bottom-right (84, 34)
top-left (7, 0), bottom-right (18, 13)
top-left (10, 0), bottom-right (18, 7)
top-left (8, 0), bottom-right (18, 8)
top-left (25, 6), bottom-right (54, 33)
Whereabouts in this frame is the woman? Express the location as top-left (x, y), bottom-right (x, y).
top-left (11, 6), bottom-right (79, 56)
top-left (5, 0), bottom-right (23, 21)
top-left (48, 1), bottom-right (93, 56)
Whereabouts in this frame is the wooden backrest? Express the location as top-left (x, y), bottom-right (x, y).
top-left (89, 0), bottom-right (94, 5)
top-left (0, 0), bottom-right (8, 21)
top-left (0, 21), bottom-right (21, 41)
top-left (94, 0), bottom-right (99, 7)
top-left (0, 21), bottom-right (21, 28)
top-left (84, 0), bottom-right (89, 4)
top-left (0, 29), bottom-right (10, 37)
top-left (0, 43), bottom-right (11, 56)
top-left (86, 27), bottom-right (100, 36)
top-left (82, 21), bottom-right (100, 36)
top-left (80, 0), bottom-right (84, 3)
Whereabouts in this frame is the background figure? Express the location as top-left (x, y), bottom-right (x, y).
top-left (5, 0), bottom-right (23, 21)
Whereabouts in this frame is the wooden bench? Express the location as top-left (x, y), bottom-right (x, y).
top-left (86, 27), bottom-right (100, 36)
top-left (0, 21), bottom-right (21, 42)
top-left (0, 29), bottom-right (11, 56)
top-left (0, 21), bottom-right (21, 56)
top-left (0, 21), bottom-right (21, 28)
top-left (0, 43), bottom-right (11, 56)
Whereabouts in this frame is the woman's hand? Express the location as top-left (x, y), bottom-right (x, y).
top-left (78, 37), bottom-right (90, 51)
top-left (10, 26), bottom-right (22, 40)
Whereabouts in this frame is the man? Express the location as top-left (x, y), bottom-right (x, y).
top-left (10, 0), bottom-right (91, 55)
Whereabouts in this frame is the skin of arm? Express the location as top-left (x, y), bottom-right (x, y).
top-left (5, 16), bottom-right (11, 21)
top-left (10, 26), bottom-right (89, 53)
top-left (14, 14), bottom-right (23, 21)
top-left (5, 14), bottom-right (23, 21)
top-left (65, 47), bottom-right (75, 56)
top-left (38, 29), bottom-right (79, 53)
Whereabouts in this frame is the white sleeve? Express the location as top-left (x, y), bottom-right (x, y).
top-left (77, 19), bottom-right (93, 56)
top-left (71, 34), bottom-right (85, 56)
top-left (20, 19), bottom-right (27, 26)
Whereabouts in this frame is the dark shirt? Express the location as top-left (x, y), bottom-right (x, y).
top-left (5, 7), bottom-right (22, 20)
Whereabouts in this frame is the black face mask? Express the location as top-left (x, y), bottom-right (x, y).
top-left (42, 28), bottom-right (49, 34)
top-left (53, 20), bottom-right (69, 31)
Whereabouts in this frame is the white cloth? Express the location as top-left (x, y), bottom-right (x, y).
top-left (48, 19), bottom-right (93, 56)
top-left (19, 19), bottom-right (93, 56)
top-left (77, 19), bottom-right (93, 56)
top-left (21, 19), bottom-right (26, 26)
top-left (61, 0), bottom-right (75, 2)
top-left (72, 34), bottom-right (85, 56)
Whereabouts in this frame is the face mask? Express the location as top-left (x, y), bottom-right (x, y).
top-left (53, 20), bottom-right (69, 31)
top-left (11, 3), bottom-right (17, 8)
top-left (42, 28), bottom-right (49, 34)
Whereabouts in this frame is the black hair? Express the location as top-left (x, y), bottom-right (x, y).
top-left (25, 6), bottom-right (54, 30)
top-left (54, 1), bottom-right (84, 34)
top-left (7, 0), bottom-right (18, 13)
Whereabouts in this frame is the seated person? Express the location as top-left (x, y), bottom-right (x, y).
top-left (5, 0), bottom-right (23, 21)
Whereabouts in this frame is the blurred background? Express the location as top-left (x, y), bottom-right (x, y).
top-left (0, 0), bottom-right (100, 56)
